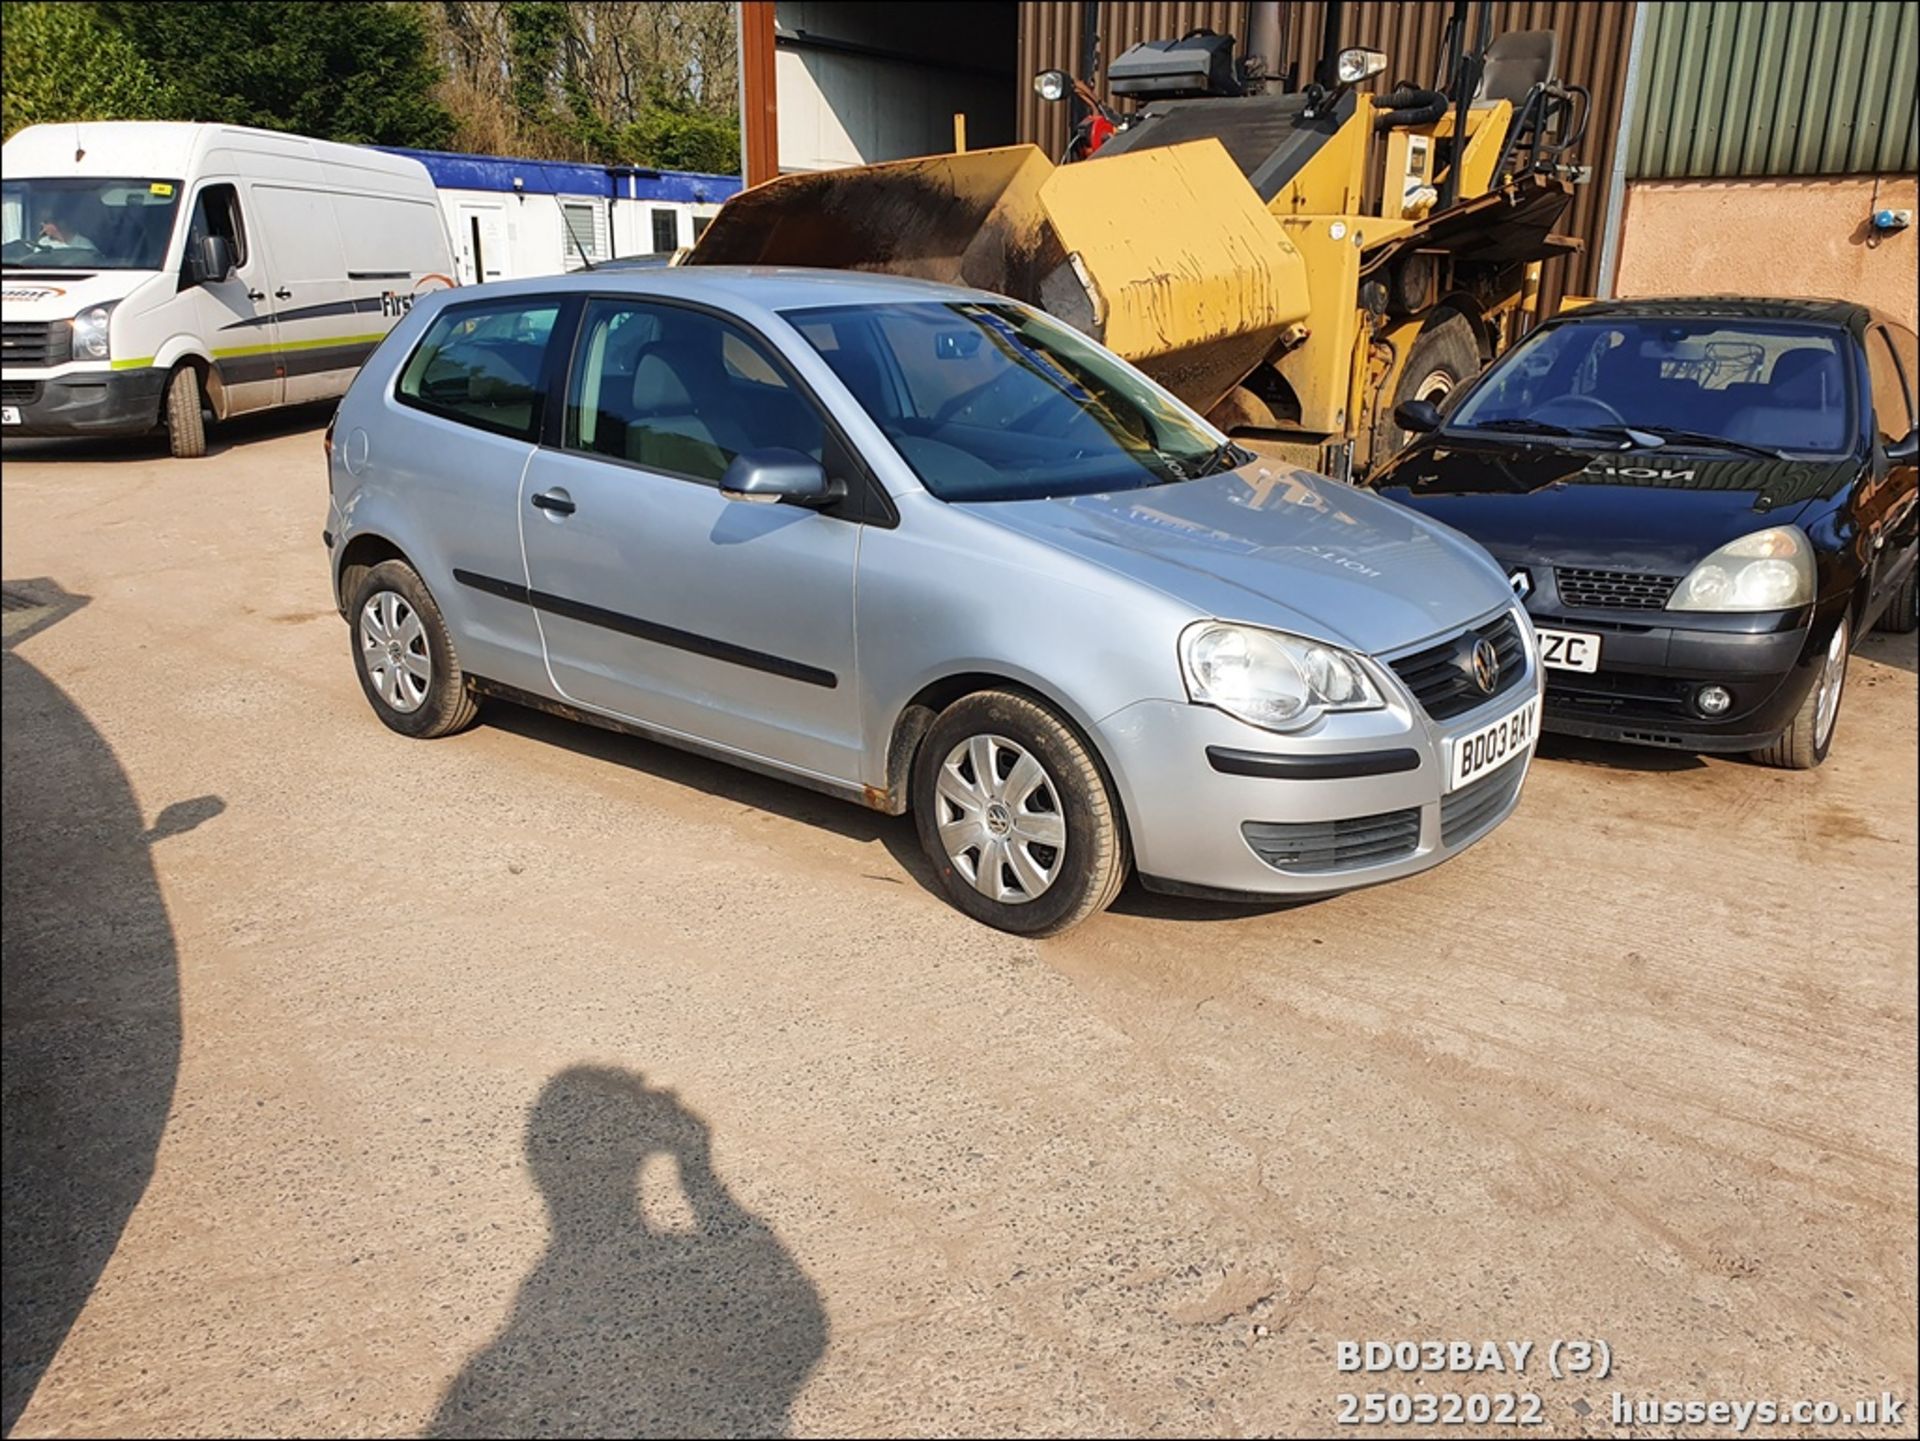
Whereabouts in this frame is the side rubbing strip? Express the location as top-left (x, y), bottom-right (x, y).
top-left (451, 568), bottom-right (837, 688)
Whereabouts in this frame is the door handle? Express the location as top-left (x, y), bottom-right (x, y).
top-left (274, 286), bottom-right (293, 300)
top-left (247, 289), bottom-right (266, 301)
top-left (531, 490), bottom-right (576, 515)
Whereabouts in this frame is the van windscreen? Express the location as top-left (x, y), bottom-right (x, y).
top-left (2, 177), bottom-right (184, 271)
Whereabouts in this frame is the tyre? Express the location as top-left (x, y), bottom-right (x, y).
top-left (1751, 616), bottom-right (1849, 770)
top-left (347, 559), bottom-right (480, 739)
top-left (1373, 310), bottom-right (1482, 464)
top-left (165, 364), bottom-right (207, 459)
top-left (1878, 563), bottom-right (1917, 634)
top-left (912, 690), bottom-right (1129, 936)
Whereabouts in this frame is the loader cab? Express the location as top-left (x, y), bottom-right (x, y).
top-left (1044, 10), bottom-right (1583, 221)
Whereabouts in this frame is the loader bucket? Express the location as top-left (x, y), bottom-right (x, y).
top-left (690, 142), bottom-right (1311, 415)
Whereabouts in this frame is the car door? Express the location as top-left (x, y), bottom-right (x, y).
top-left (1862, 324), bottom-right (1919, 608)
top-left (181, 181), bottom-right (281, 413)
top-left (517, 296), bottom-right (864, 782)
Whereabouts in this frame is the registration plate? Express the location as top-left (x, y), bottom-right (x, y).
top-left (1447, 696), bottom-right (1539, 792)
top-left (0, 406), bottom-right (18, 426)
top-left (1536, 627), bottom-right (1601, 673)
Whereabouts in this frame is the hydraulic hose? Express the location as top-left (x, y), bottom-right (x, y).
top-left (1373, 86), bottom-right (1450, 130)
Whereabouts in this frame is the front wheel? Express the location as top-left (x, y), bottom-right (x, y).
top-left (1752, 616), bottom-right (1849, 770)
top-left (911, 690), bottom-right (1129, 936)
top-left (165, 365), bottom-right (207, 458)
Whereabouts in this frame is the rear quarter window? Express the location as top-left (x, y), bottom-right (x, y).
top-left (395, 300), bottom-right (560, 441)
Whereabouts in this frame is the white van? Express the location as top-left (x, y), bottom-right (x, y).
top-left (2, 122), bottom-right (456, 456)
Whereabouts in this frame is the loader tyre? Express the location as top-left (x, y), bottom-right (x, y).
top-left (1374, 311), bottom-right (1481, 465)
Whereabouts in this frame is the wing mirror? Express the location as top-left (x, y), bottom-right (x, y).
top-left (1887, 427), bottom-right (1919, 464)
top-left (719, 448), bottom-right (844, 506)
top-left (1394, 397), bottom-right (1443, 434)
top-left (192, 234), bottom-right (234, 285)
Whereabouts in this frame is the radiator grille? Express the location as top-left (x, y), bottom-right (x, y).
top-left (1555, 566), bottom-right (1681, 610)
top-left (1388, 611), bottom-right (1528, 722)
top-left (1243, 808), bottom-right (1421, 874)
top-left (1, 321), bottom-right (70, 369)
top-left (1440, 764), bottom-right (1527, 847)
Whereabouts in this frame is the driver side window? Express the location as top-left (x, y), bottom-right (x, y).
top-left (184, 183), bottom-right (247, 274)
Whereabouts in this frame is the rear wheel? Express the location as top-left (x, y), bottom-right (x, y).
top-left (348, 559), bottom-right (480, 739)
top-left (1374, 311), bottom-right (1481, 464)
top-left (911, 690), bottom-right (1128, 936)
top-left (165, 364), bottom-right (207, 458)
top-left (1752, 616), bottom-right (1849, 770)
top-left (1878, 563), bottom-right (1917, 634)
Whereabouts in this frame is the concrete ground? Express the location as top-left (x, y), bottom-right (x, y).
top-left (2, 410), bottom-right (1914, 1439)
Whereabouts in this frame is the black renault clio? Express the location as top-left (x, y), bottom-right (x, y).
top-left (1370, 298), bottom-right (1918, 769)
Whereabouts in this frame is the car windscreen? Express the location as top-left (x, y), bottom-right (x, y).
top-left (2, 177), bottom-right (185, 271)
top-left (1450, 317), bottom-right (1857, 456)
top-left (783, 301), bottom-right (1229, 501)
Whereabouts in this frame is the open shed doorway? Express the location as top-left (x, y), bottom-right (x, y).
top-left (773, 2), bottom-right (1019, 173)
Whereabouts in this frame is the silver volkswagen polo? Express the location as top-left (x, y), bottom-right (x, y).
top-left (326, 268), bottom-right (1540, 934)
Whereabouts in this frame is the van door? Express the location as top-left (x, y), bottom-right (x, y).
top-left (455, 202), bottom-right (510, 284)
top-left (182, 181), bottom-right (281, 414)
top-left (245, 182), bottom-right (356, 405)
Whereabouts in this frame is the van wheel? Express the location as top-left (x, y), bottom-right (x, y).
top-left (348, 559), bottom-right (480, 739)
top-left (165, 365), bottom-right (207, 458)
top-left (1372, 311), bottom-right (1481, 466)
top-left (911, 690), bottom-right (1128, 936)
top-left (1752, 616), bottom-right (1849, 770)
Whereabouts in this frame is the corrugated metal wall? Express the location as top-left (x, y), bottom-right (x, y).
top-left (1629, 2), bottom-right (1919, 179)
top-left (1017, 2), bottom-right (1635, 314)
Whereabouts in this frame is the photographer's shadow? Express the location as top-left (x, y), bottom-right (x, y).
top-left (429, 1067), bottom-right (826, 1439)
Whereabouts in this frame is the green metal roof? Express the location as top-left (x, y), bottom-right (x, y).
top-left (1630, 1), bottom-right (1919, 178)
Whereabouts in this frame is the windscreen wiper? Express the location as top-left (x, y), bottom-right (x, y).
top-left (1461, 418), bottom-right (1629, 444)
top-left (1194, 440), bottom-right (1253, 476)
top-left (1599, 424), bottom-right (1787, 460)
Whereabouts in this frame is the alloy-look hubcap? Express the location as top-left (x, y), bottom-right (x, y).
top-left (935, 733), bottom-right (1066, 905)
top-left (1813, 617), bottom-right (1848, 749)
top-left (360, 590), bottom-right (432, 714)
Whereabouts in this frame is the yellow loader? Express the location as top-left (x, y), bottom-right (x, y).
top-left (690, 3), bottom-right (1588, 479)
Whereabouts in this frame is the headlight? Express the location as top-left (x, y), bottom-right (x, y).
top-left (1180, 620), bottom-right (1383, 731)
top-left (70, 304), bottom-right (113, 361)
top-left (1668, 526), bottom-right (1815, 612)
top-left (1336, 47), bottom-right (1388, 84)
top-left (1033, 69), bottom-right (1070, 103)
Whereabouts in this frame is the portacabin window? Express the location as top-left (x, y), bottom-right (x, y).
top-left (395, 299), bottom-right (560, 441)
top-left (650, 208), bottom-right (679, 253)
top-left (561, 201), bottom-right (604, 269)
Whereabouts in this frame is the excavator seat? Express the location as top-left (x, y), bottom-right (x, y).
top-left (1477, 30), bottom-right (1558, 106)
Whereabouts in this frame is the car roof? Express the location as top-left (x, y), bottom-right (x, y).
top-left (1557, 295), bottom-right (1873, 329)
top-left (444, 265), bottom-right (1000, 312)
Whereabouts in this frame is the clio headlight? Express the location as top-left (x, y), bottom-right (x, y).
top-left (1668, 526), bottom-right (1816, 612)
top-left (70, 304), bottom-right (114, 361)
top-left (1179, 621), bottom-right (1383, 731)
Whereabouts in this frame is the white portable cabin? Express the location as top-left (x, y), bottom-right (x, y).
top-left (376, 148), bottom-right (742, 284)
top-left (2, 121), bottom-right (455, 455)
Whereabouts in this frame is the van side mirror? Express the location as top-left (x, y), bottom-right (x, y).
top-left (193, 234), bottom-right (233, 285)
top-left (1887, 427), bottom-right (1919, 464)
top-left (719, 448), bottom-right (844, 506)
top-left (1394, 397), bottom-right (1443, 434)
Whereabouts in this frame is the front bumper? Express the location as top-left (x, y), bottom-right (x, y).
top-left (1095, 664), bottom-right (1542, 900)
top-left (0, 368), bottom-right (168, 437)
top-left (1527, 605), bottom-right (1828, 751)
